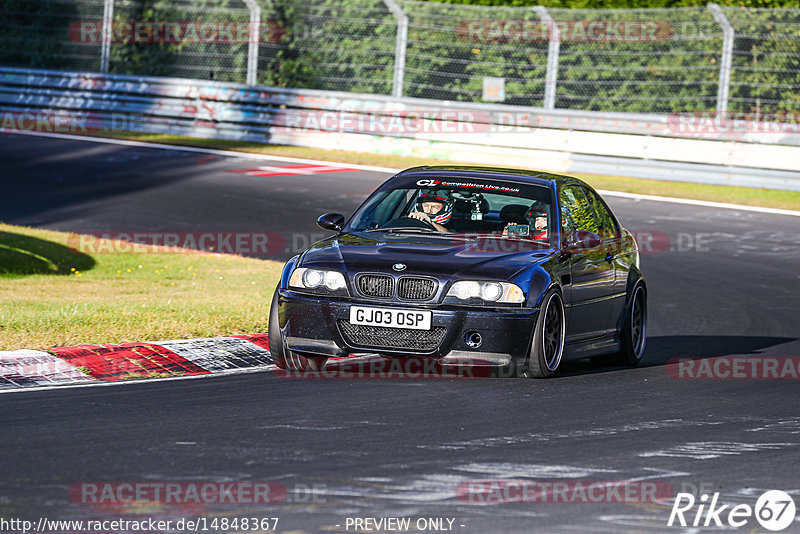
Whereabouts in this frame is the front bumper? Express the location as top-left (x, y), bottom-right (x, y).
top-left (276, 290), bottom-right (538, 367)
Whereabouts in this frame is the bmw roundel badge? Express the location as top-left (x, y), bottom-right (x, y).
top-left (392, 263), bottom-right (407, 271)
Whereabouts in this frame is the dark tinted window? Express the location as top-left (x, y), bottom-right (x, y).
top-left (582, 187), bottom-right (618, 239)
top-left (346, 178), bottom-right (554, 245)
top-left (559, 185), bottom-right (599, 235)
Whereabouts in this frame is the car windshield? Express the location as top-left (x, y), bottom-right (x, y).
top-left (346, 178), bottom-right (554, 246)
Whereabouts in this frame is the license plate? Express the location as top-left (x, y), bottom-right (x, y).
top-left (349, 306), bottom-right (432, 330)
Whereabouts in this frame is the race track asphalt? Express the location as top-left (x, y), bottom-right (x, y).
top-left (1, 133), bottom-right (799, 533)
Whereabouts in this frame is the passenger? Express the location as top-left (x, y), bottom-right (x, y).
top-left (503, 204), bottom-right (548, 240)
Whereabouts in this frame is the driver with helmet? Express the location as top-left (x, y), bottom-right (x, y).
top-left (408, 189), bottom-right (453, 233)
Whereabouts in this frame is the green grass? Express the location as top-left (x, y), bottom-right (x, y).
top-left (0, 224), bottom-right (283, 350)
top-left (92, 131), bottom-right (800, 212)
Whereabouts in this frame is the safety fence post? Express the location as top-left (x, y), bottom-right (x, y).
top-left (708, 3), bottom-right (734, 115)
top-left (100, 0), bottom-right (114, 73)
top-left (534, 5), bottom-right (560, 110)
top-left (242, 0), bottom-right (261, 85)
top-left (382, 0), bottom-right (408, 98)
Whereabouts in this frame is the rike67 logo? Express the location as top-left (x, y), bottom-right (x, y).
top-left (668, 490), bottom-right (796, 531)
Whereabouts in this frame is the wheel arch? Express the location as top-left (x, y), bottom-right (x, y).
top-left (616, 267), bottom-right (647, 333)
top-left (279, 254), bottom-right (301, 290)
top-left (520, 263), bottom-right (562, 309)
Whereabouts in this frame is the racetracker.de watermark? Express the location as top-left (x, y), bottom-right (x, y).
top-left (64, 230), bottom-right (715, 258)
top-left (272, 110), bottom-right (492, 134)
top-left (0, 111), bottom-right (94, 134)
top-left (70, 482), bottom-right (287, 505)
top-left (67, 232), bottom-right (286, 256)
top-left (667, 357), bottom-right (800, 380)
top-left (276, 357), bottom-right (492, 379)
top-left (456, 480), bottom-right (674, 504)
top-left (68, 20), bottom-right (286, 44)
top-left (0, 111), bottom-right (165, 135)
top-left (667, 112), bottom-right (800, 135)
top-left (456, 19), bottom-right (674, 42)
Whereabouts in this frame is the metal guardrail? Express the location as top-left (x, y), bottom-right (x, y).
top-left (1, 67), bottom-right (799, 191)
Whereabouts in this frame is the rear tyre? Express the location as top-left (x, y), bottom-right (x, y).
top-left (269, 288), bottom-right (326, 372)
top-left (610, 283), bottom-right (647, 366)
top-left (521, 289), bottom-right (565, 378)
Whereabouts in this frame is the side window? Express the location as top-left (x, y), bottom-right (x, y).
top-left (582, 187), bottom-right (618, 240)
top-left (559, 185), bottom-right (600, 235)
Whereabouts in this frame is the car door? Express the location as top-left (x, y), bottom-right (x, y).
top-left (581, 186), bottom-right (626, 331)
top-left (559, 184), bottom-right (616, 341)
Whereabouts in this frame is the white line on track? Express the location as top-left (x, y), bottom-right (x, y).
top-left (595, 189), bottom-right (800, 218)
top-left (3, 130), bottom-right (398, 172)
top-left (5, 130), bottom-right (799, 218)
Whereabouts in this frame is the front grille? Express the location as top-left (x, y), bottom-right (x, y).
top-left (338, 321), bottom-right (447, 351)
top-left (398, 277), bottom-right (437, 300)
top-left (356, 274), bottom-right (394, 298)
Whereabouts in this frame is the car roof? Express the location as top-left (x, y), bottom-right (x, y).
top-left (393, 165), bottom-right (590, 189)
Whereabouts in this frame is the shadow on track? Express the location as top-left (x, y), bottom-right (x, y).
top-left (0, 133), bottom-right (201, 226)
top-left (641, 335), bottom-right (798, 365)
top-left (0, 230), bottom-right (95, 276)
top-left (557, 335), bottom-right (797, 377)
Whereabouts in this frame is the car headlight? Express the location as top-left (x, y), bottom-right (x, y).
top-left (289, 268), bottom-right (348, 293)
top-left (447, 281), bottom-right (525, 304)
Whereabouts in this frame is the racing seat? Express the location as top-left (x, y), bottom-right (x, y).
top-left (450, 196), bottom-right (495, 233)
top-left (499, 204), bottom-right (530, 225)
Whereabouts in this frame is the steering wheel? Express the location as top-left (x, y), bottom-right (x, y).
top-left (381, 216), bottom-right (437, 230)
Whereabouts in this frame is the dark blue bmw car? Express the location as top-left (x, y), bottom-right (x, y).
top-left (269, 166), bottom-right (646, 378)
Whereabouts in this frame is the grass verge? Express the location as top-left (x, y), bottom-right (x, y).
top-left (92, 131), bottom-right (800, 212)
top-left (0, 223), bottom-right (282, 350)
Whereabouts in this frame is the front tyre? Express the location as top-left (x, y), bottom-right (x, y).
top-left (523, 289), bottom-right (566, 378)
top-left (269, 288), bottom-right (326, 372)
top-left (612, 283), bottom-right (647, 366)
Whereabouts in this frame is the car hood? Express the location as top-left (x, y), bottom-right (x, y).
top-left (299, 232), bottom-right (552, 281)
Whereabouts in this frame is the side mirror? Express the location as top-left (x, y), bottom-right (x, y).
top-left (564, 230), bottom-right (601, 253)
top-left (317, 213), bottom-right (345, 232)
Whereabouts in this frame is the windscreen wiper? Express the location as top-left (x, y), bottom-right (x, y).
top-left (386, 227), bottom-right (441, 233)
top-left (363, 227), bottom-right (437, 233)
top-left (471, 232), bottom-right (551, 246)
